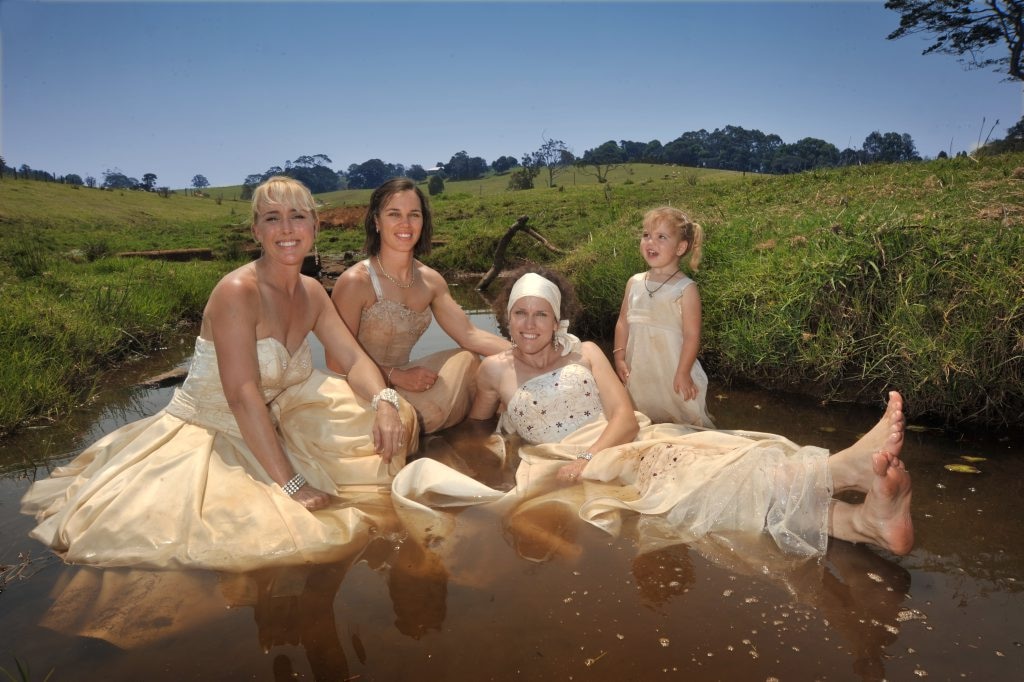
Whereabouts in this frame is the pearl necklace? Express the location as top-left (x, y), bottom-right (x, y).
top-left (376, 254), bottom-right (415, 288)
top-left (644, 269), bottom-right (679, 297)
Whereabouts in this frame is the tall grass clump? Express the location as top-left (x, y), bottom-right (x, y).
top-left (0, 257), bottom-right (227, 435)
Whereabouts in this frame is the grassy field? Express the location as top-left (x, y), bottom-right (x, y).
top-left (1, 154), bottom-right (1021, 434)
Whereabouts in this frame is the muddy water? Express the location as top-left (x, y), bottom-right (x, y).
top-left (1, 283), bottom-right (1022, 681)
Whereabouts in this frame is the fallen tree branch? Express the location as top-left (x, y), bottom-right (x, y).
top-left (477, 215), bottom-right (562, 290)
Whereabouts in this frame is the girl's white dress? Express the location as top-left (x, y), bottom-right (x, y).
top-left (624, 272), bottom-right (714, 427)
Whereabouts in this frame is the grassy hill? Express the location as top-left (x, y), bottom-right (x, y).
top-left (1, 155), bottom-right (1021, 434)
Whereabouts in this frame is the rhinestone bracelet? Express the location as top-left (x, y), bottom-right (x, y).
top-left (282, 473), bottom-right (306, 497)
top-left (577, 451), bottom-right (593, 461)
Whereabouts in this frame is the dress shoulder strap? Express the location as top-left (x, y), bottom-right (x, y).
top-left (361, 259), bottom-right (385, 301)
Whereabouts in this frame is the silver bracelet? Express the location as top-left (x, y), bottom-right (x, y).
top-left (372, 387), bottom-right (401, 412)
top-left (282, 473), bottom-right (306, 497)
top-left (577, 451), bottom-right (593, 461)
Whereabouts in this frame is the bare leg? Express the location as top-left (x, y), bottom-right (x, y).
top-left (829, 450), bottom-right (914, 555)
top-left (831, 391), bottom-right (905, 493)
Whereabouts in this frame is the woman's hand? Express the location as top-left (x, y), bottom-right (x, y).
top-left (391, 366), bottom-right (438, 393)
top-left (292, 485), bottom-right (332, 511)
top-left (372, 403), bottom-right (405, 462)
top-left (556, 459), bottom-right (588, 485)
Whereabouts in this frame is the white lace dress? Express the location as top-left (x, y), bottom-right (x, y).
top-left (393, 363), bottom-right (833, 557)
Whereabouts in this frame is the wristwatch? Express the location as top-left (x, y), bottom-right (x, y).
top-left (372, 387), bottom-right (401, 412)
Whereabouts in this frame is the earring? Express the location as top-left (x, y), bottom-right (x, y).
top-left (510, 340), bottom-right (517, 351)
top-left (314, 242), bottom-right (321, 268)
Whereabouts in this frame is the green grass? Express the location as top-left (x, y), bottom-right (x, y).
top-left (1, 155), bottom-right (1021, 433)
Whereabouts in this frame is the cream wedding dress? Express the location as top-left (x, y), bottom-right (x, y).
top-left (22, 336), bottom-right (417, 571)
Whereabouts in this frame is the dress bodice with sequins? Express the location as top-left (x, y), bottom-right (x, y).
top-left (501, 364), bottom-right (605, 444)
top-left (356, 260), bottom-right (432, 368)
top-left (165, 336), bottom-right (313, 436)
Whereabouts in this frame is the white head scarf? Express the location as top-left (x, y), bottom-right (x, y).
top-left (506, 272), bottom-right (581, 357)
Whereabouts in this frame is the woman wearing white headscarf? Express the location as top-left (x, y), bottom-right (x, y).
top-left (392, 266), bottom-right (914, 560)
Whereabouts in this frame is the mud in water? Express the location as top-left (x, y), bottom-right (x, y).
top-left (1, 284), bottom-right (1022, 681)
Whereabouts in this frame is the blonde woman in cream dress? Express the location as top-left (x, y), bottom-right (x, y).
top-left (22, 177), bottom-right (416, 571)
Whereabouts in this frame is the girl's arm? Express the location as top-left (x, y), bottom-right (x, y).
top-left (207, 275), bottom-right (331, 510)
top-left (673, 284), bottom-right (703, 400)
top-left (612, 279), bottom-right (633, 383)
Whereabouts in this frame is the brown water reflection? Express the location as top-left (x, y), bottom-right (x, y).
top-left (1, 284), bottom-right (1022, 680)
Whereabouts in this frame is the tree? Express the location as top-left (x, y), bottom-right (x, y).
top-left (407, 164), bottom-right (428, 182)
top-left (346, 159), bottom-right (402, 189)
top-left (861, 131), bottom-right (920, 163)
top-left (427, 174), bottom-right (445, 196)
top-left (141, 173), bottom-right (158, 191)
top-left (507, 166), bottom-right (538, 191)
top-left (241, 174), bottom-right (265, 200)
top-left (491, 155), bottom-right (519, 174)
top-left (191, 174), bottom-right (210, 190)
top-left (85, 175), bottom-right (96, 188)
top-left (769, 137), bottom-right (840, 173)
top-left (576, 140), bottom-right (624, 182)
top-left (444, 151), bottom-right (488, 181)
top-left (65, 173), bottom-right (84, 186)
top-left (102, 168), bottom-right (134, 189)
top-left (662, 130), bottom-right (709, 167)
top-left (524, 136), bottom-right (571, 187)
top-left (885, 1), bottom-right (1024, 81)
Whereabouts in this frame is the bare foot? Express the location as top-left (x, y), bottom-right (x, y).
top-left (832, 391), bottom-right (905, 492)
top-left (854, 450), bottom-right (914, 555)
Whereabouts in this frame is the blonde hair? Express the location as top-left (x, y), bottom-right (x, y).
top-left (251, 176), bottom-right (318, 225)
top-left (643, 206), bottom-right (704, 271)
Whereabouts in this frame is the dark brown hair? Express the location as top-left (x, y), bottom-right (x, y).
top-left (363, 177), bottom-right (434, 256)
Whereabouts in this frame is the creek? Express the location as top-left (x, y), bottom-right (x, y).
top-left (1, 283), bottom-right (1022, 681)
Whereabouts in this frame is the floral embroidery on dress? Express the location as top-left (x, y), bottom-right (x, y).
top-left (503, 364), bottom-right (605, 444)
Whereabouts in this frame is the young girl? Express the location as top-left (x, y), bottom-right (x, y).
top-left (613, 206), bottom-right (714, 427)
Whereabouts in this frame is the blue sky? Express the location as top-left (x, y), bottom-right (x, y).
top-left (3, 0), bottom-right (1021, 189)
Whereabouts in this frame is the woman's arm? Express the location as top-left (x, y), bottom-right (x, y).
top-left (424, 267), bottom-right (511, 356)
top-left (673, 284), bottom-right (702, 399)
top-left (312, 281), bottom-right (404, 461)
top-left (580, 342), bottom-right (640, 451)
top-left (468, 355), bottom-right (504, 420)
top-left (556, 343), bottom-right (639, 484)
top-left (206, 275), bottom-right (330, 509)
top-left (612, 279), bottom-right (632, 383)
top-left (327, 265), bottom-right (375, 375)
